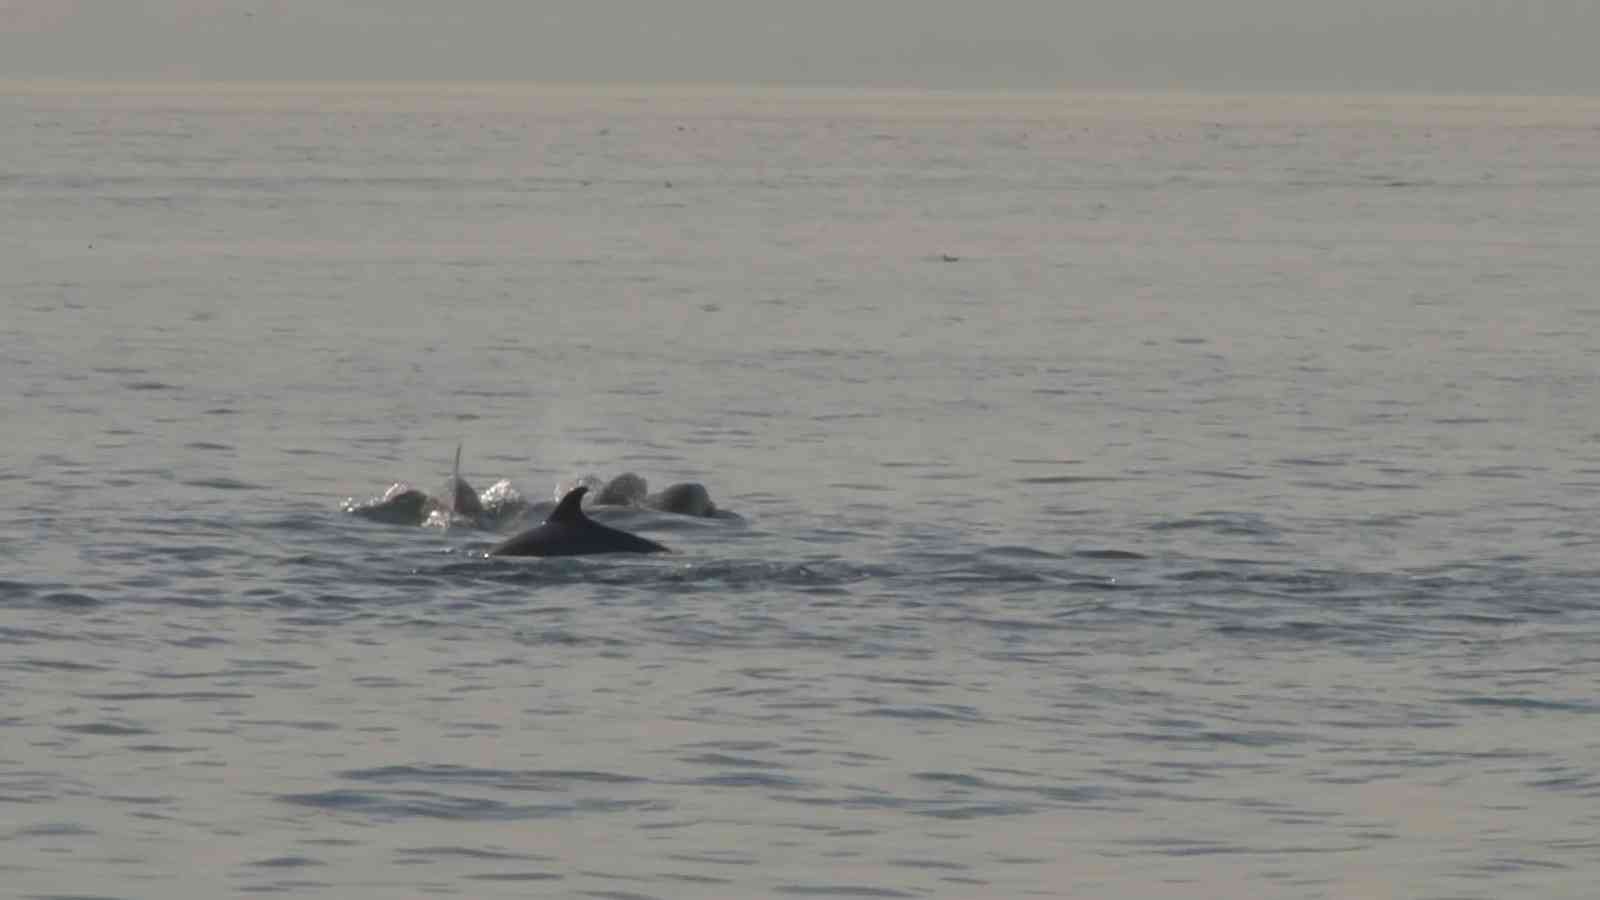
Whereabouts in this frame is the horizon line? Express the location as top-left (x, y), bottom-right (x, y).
top-left (2, 77), bottom-right (1598, 104)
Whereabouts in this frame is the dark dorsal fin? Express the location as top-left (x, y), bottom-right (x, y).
top-left (548, 485), bottom-right (590, 524)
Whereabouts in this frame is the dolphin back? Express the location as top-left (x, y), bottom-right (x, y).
top-left (488, 485), bottom-right (668, 557)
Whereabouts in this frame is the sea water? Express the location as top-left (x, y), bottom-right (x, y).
top-left (3, 83), bottom-right (1600, 898)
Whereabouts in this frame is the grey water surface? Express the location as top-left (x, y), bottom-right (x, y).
top-left (4, 84), bottom-right (1600, 898)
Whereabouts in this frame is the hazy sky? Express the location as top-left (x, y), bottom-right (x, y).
top-left (2, 0), bottom-right (1595, 94)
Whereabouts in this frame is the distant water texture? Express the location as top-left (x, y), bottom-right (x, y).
top-left (4, 83), bottom-right (1600, 899)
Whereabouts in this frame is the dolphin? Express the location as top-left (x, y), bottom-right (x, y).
top-left (345, 444), bottom-right (491, 528)
top-left (344, 483), bottom-right (432, 525)
top-left (443, 443), bottom-right (484, 522)
top-left (442, 474), bottom-right (484, 521)
top-left (594, 472), bottom-right (649, 507)
top-left (645, 482), bottom-right (718, 517)
top-left (488, 485), bottom-right (669, 557)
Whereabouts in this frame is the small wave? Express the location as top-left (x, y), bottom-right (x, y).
top-left (247, 856), bottom-right (325, 869)
top-left (887, 858), bottom-right (970, 871)
top-left (37, 591), bottom-right (103, 609)
top-left (1466, 466), bottom-right (1531, 479)
top-left (828, 481), bottom-right (893, 491)
top-left (77, 691), bottom-right (251, 702)
top-left (278, 789), bottom-right (561, 821)
top-left (513, 629), bottom-right (629, 649)
top-left (6, 656), bottom-right (110, 671)
top-left (1120, 728), bottom-right (1304, 748)
top-left (1277, 456), bottom-right (1346, 467)
top-left (855, 674), bottom-right (953, 689)
top-left (1073, 548), bottom-right (1148, 560)
top-left (912, 771), bottom-right (990, 789)
top-left (181, 477), bottom-right (261, 491)
top-left (1150, 513), bottom-right (1278, 537)
top-left (338, 764), bottom-right (648, 787)
top-left (775, 886), bottom-right (920, 898)
top-left (0, 579), bottom-right (44, 601)
top-left (1450, 697), bottom-right (1600, 714)
top-left (58, 722), bottom-right (153, 736)
top-left (463, 557), bottom-right (878, 592)
top-left (986, 544), bottom-right (1066, 560)
top-left (858, 704), bottom-right (986, 723)
top-left (915, 802), bottom-right (1037, 820)
top-left (681, 752), bottom-right (785, 769)
top-left (1189, 469), bottom-right (1264, 480)
top-left (1214, 621), bottom-right (1370, 643)
top-left (689, 772), bottom-right (810, 789)
top-left (15, 822), bottom-right (97, 837)
top-left (396, 845), bottom-right (551, 862)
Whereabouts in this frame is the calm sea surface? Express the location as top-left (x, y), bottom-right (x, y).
top-left (4, 83), bottom-right (1600, 898)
